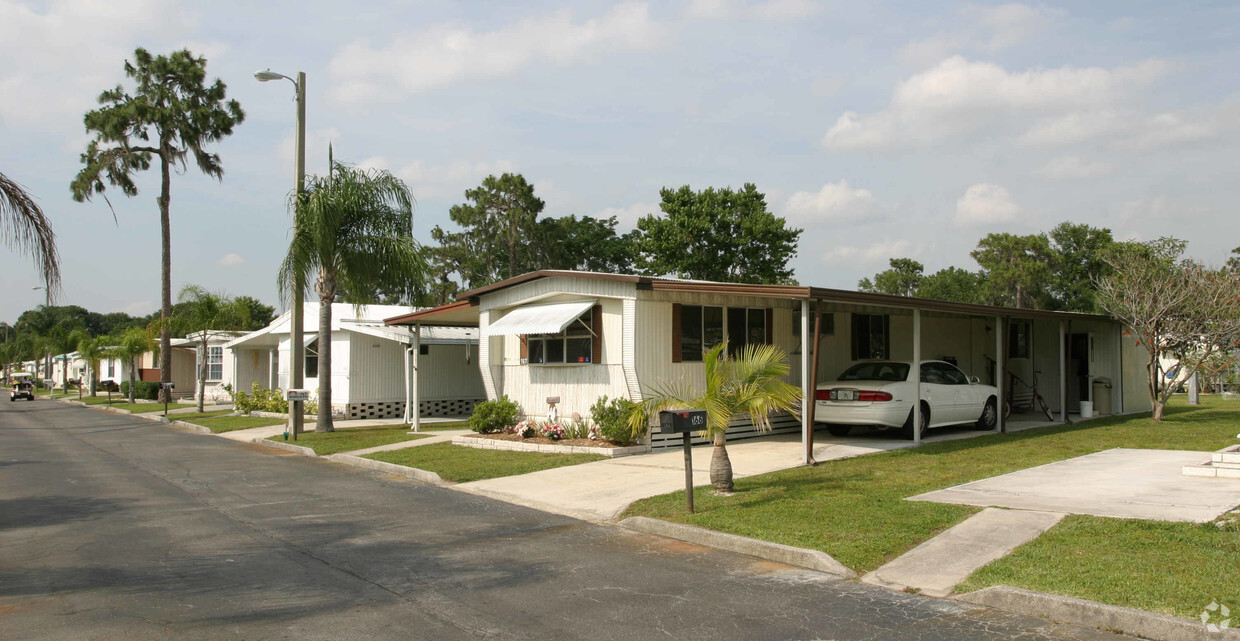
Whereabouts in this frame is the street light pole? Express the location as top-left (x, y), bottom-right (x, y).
top-left (256, 69), bottom-right (306, 438)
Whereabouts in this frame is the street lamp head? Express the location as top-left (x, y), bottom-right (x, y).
top-left (254, 69), bottom-right (286, 82)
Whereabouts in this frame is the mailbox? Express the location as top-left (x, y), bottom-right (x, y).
top-left (658, 409), bottom-right (707, 434)
top-left (159, 382), bottom-right (175, 389)
top-left (285, 389), bottom-right (311, 402)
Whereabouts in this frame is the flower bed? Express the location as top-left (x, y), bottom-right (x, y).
top-left (454, 433), bottom-right (648, 458)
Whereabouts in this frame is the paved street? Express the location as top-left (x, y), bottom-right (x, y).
top-left (0, 400), bottom-right (1131, 641)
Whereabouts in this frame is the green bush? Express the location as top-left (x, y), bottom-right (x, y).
top-left (470, 395), bottom-right (519, 434)
top-left (589, 395), bottom-right (642, 444)
top-left (233, 382), bottom-right (318, 415)
top-left (119, 380), bottom-right (160, 400)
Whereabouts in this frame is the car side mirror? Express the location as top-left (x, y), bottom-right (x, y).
top-left (969, 376), bottom-right (980, 384)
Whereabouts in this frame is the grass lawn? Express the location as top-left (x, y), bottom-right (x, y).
top-left (104, 402), bottom-right (195, 413)
top-left (415, 420), bottom-right (470, 431)
top-left (190, 415), bottom-right (287, 433)
top-left (623, 396), bottom-right (1239, 578)
top-left (273, 424), bottom-right (433, 456)
top-left (959, 515), bottom-right (1240, 619)
top-left (167, 410), bottom-right (234, 422)
top-left (366, 442), bottom-right (605, 483)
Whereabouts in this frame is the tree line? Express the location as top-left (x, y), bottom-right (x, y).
top-left (858, 222), bottom-right (1117, 313)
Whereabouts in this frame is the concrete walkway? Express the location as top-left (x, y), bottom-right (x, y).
top-left (344, 430), bottom-right (472, 456)
top-left (861, 508), bottom-right (1066, 597)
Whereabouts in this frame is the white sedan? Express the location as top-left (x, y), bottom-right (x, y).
top-left (814, 360), bottom-right (999, 439)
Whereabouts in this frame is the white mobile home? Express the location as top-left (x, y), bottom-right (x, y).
top-left (225, 303), bottom-right (485, 419)
top-left (386, 270), bottom-right (1151, 454)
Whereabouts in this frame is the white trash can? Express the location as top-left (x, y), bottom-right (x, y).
top-left (1080, 401), bottom-right (1094, 418)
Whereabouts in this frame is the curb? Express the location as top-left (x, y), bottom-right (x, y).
top-left (328, 453), bottom-right (448, 485)
top-left (617, 516), bottom-right (857, 579)
top-left (254, 438), bottom-right (318, 457)
top-left (956, 586), bottom-right (1240, 641)
top-left (169, 420), bottom-right (212, 434)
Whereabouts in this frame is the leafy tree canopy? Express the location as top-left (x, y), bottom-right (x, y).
top-left (635, 184), bottom-right (801, 284)
top-left (858, 258), bottom-right (924, 297)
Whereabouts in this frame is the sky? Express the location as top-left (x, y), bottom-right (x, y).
top-left (2, 0), bottom-right (1238, 325)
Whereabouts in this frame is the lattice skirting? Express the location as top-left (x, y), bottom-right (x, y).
top-left (649, 411), bottom-right (802, 450)
top-left (344, 398), bottom-right (483, 420)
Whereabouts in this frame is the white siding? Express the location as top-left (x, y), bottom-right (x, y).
top-left (348, 332), bottom-right (406, 403)
top-left (419, 344), bottom-right (485, 400)
top-left (231, 348), bottom-right (270, 394)
top-left (479, 276), bottom-right (637, 312)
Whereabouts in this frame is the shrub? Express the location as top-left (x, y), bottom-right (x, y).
top-left (470, 395), bottom-right (519, 434)
top-left (590, 395), bottom-right (642, 445)
top-left (120, 380), bottom-right (160, 400)
top-left (562, 418), bottom-right (589, 440)
top-left (234, 382), bottom-right (293, 414)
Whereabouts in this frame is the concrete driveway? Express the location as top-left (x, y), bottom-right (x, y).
top-left (910, 448), bottom-right (1240, 522)
top-left (455, 426), bottom-right (996, 522)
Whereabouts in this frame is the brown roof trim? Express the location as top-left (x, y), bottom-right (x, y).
top-left (440, 269), bottom-right (1111, 323)
top-left (457, 270), bottom-right (644, 299)
top-left (384, 299), bottom-right (476, 326)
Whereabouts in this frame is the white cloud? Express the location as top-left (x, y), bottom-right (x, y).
top-left (823, 239), bottom-right (912, 265)
top-left (278, 127), bottom-right (343, 169)
top-left (0, 0), bottom-right (195, 132)
top-left (1034, 155), bottom-right (1113, 180)
top-left (328, 4), bottom-right (668, 105)
top-left (391, 159), bottom-right (517, 200)
top-left (118, 300), bottom-right (154, 315)
top-left (823, 56), bottom-right (1172, 149)
top-left (954, 183), bottom-right (1020, 225)
top-left (592, 201), bottom-right (658, 230)
top-left (899, 3), bottom-right (1059, 65)
top-left (217, 253), bottom-right (245, 267)
top-left (783, 180), bottom-right (879, 222)
top-left (687, 0), bottom-right (820, 21)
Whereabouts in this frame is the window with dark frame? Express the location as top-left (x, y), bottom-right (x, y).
top-left (305, 339), bottom-right (319, 378)
top-left (1009, 322), bottom-right (1031, 359)
top-left (679, 305), bottom-right (766, 361)
top-left (527, 314), bottom-right (593, 364)
top-left (793, 311), bottom-right (835, 337)
top-left (850, 313), bottom-right (890, 360)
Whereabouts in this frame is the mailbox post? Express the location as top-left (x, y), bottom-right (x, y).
top-left (284, 389), bottom-right (311, 440)
top-left (659, 409), bottom-right (707, 513)
top-left (160, 382), bottom-right (175, 417)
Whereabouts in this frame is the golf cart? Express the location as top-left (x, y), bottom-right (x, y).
top-left (10, 372), bottom-right (35, 401)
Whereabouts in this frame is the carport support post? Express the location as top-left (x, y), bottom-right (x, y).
top-left (1060, 320), bottom-right (1069, 423)
top-left (995, 316), bottom-right (1004, 433)
top-left (411, 323), bottom-right (422, 432)
top-left (913, 308), bottom-right (922, 446)
top-left (800, 299), bottom-right (814, 465)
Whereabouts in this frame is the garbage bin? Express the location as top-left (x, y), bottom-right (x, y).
top-left (1092, 377), bottom-right (1113, 416)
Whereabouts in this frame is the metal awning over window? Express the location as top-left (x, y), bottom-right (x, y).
top-left (484, 300), bottom-right (595, 337)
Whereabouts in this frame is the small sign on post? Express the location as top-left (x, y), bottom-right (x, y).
top-left (659, 409), bottom-right (707, 513)
top-left (285, 389), bottom-right (310, 441)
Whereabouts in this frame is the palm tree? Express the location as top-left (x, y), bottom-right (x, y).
top-left (108, 327), bottom-right (153, 403)
top-left (1, 170), bottom-right (60, 297)
top-left (174, 285), bottom-right (250, 412)
top-left (74, 331), bottom-right (108, 396)
top-left (630, 342), bottom-right (802, 492)
top-left (279, 161), bottom-right (427, 432)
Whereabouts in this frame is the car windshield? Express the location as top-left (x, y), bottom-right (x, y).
top-left (837, 362), bottom-right (909, 382)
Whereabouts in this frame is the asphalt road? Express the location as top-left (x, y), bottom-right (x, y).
top-left (0, 399), bottom-right (1133, 641)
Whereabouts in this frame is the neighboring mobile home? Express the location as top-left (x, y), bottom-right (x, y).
top-left (225, 303), bottom-right (485, 420)
top-left (171, 331), bottom-right (248, 403)
top-left (386, 270), bottom-right (1151, 455)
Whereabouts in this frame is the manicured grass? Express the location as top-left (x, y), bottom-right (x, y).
top-left (167, 410), bottom-right (234, 422)
top-left (959, 515), bottom-right (1240, 619)
top-left (191, 415), bottom-right (287, 433)
top-left (623, 396), bottom-right (1239, 573)
top-left (106, 402), bottom-right (195, 413)
top-left (416, 420), bottom-right (470, 431)
top-left (273, 424), bottom-right (433, 456)
top-left (366, 442), bottom-right (605, 483)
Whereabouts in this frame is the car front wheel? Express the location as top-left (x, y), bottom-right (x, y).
top-left (902, 403), bottom-right (929, 440)
top-left (975, 398), bottom-right (998, 430)
top-left (825, 424), bottom-right (851, 437)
